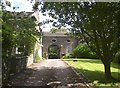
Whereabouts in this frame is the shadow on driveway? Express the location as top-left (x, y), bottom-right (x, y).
top-left (3, 59), bottom-right (94, 88)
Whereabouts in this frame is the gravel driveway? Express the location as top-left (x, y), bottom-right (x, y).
top-left (9, 59), bottom-right (92, 88)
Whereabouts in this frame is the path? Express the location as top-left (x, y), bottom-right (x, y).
top-left (10, 59), bottom-right (93, 88)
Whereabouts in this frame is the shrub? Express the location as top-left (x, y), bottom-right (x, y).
top-left (72, 43), bottom-right (98, 59)
top-left (62, 53), bottom-right (73, 59)
top-left (114, 51), bottom-right (120, 64)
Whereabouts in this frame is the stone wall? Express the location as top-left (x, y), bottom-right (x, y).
top-left (26, 54), bottom-right (34, 66)
top-left (42, 36), bottom-right (78, 58)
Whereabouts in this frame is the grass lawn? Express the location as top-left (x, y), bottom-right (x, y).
top-left (64, 58), bottom-right (120, 88)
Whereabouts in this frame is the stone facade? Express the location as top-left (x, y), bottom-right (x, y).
top-left (42, 32), bottom-right (78, 59)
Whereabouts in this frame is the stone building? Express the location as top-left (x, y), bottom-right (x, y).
top-left (42, 32), bottom-right (78, 59)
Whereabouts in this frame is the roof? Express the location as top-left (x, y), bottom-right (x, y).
top-left (43, 32), bottom-right (69, 37)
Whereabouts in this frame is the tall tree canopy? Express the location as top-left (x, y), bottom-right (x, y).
top-left (41, 2), bottom-right (120, 80)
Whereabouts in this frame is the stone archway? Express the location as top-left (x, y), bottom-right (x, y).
top-left (48, 45), bottom-right (60, 59)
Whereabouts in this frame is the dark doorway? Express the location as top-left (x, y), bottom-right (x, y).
top-left (48, 45), bottom-right (60, 59)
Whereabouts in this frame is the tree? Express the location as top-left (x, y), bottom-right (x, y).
top-left (1, 0), bottom-right (40, 83)
top-left (41, 2), bottom-right (120, 80)
top-left (2, 11), bottom-right (39, 56)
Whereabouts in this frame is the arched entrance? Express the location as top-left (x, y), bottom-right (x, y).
top-left (48, 45), bottom-right (60, 59)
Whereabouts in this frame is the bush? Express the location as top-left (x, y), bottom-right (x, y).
top-left (72, 43), bottom-right (98, 59)
top-left (114, 51), bottom-right (120, 64)
top-left (62, 53), bottom-right (73, 59)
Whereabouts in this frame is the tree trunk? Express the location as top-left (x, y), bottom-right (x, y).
top-left (103, 61), bottom-right (113, 80)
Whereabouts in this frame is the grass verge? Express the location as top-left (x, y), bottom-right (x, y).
top-left (63, 58), bottom-right (120, 88)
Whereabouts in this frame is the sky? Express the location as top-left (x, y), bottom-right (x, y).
top-left (6, 0), bottom-right (53, 31)
top-left (6, 0), bottom-right (34, 12)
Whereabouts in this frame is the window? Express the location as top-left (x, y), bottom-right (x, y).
top-left (67, 39), bottom-right (70, 43)
top-left (52, 38), bottom-right (57, 42)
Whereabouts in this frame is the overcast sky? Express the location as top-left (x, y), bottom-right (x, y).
top-left (6, 0), bottom-right (52, 31)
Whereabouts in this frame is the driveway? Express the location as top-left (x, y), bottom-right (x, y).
top-left (9, 59), bottom-right (92, 88)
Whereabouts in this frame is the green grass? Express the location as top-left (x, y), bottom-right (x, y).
top-left (64, 58), bottom-right (120, 87)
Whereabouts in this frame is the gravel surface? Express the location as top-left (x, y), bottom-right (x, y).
top-left (9, 59), bottom-right (92, 88)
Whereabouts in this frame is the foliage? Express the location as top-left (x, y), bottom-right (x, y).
top-left (62, 53), bottom-right (73, 59)
top-left (72, 43), bottom-right (98, 59)
top-left (2, 6), bottom-right (40, 84)
top-left (41, 2), bottom-right (120, 79)
top-left (43, 52), bottom-right (48, 59)
top-left (2, 11), bottom-right (40, 56)
top-left (48, 47), bottom-right (58, 58)
top-left (114, 50), bottom-right (120, 64)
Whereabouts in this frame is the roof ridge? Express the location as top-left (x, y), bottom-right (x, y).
top-left (43, 32), bottom-right (69, 37)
